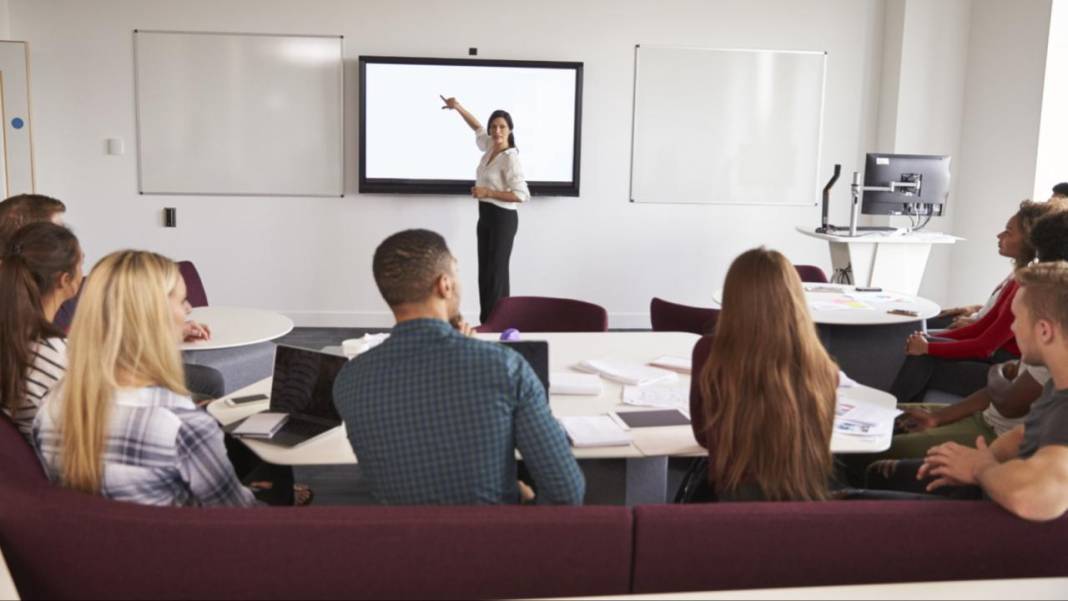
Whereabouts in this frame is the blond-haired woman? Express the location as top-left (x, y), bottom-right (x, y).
top-left (33, 250), bottom-right (257, 506)
top-left (690, 247), bottom-right (838, 501)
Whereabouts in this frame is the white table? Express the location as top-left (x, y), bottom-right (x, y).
top-left (208, 331), bottom-right (897, 503)
top-left (797, 226), bottom-right (961, 295)
top-left (180, 306), bottom-right (294, 351)
top-left (0, 545), bottom-right (18, 601)
top-left (713, 283), bottom-right (940, 326)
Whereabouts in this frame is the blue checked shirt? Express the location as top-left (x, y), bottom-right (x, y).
top-left (333, 319), bottom-right (585, 505)
top-left (34, 385), bottom-right (258, 507)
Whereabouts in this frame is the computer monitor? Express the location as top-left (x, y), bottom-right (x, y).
top-left (861, 154), bottom-right (951, 217)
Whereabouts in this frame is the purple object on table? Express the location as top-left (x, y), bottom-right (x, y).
top-left (500, 328), bottom-right (521, 341)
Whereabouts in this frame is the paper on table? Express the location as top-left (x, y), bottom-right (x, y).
top-left (649, 355), bottom-right (692, 374)
top-left (838, 370), bottom-right (857, 388)
top-left (834, 397), bottom-right (902, 438)
top-left (558, 415), bottom-right (633, 448)
top-left (810, 295), bottom-right (874, 312)
top-left (575, 358), bottom-right (678, 386)
top-left (232, 412), bottom-right (289, 438)
top-left (622, 383), bottom-right (689, 409)
top-left (550, 372), bottom-right (603, 396)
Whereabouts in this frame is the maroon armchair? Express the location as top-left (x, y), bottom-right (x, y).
top-left (177, 261), bottom-right (209, 308)
top-left (794, 264), bottom-right (829, 283)
top-left (477, 296), bottom-right (608, 333)
top-left (649, 298), bottom-right (720, 335)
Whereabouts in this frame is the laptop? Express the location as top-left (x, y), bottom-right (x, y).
top-left (226, 345), bottom-right (348, 448)
top-left (501, 340), bottom-right (549, 396)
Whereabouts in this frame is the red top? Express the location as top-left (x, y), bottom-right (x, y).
top-left (927, 279), bottom-right (1020, 359)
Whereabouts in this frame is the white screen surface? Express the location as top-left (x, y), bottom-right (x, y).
top-left (363, 61), bottom-right (578, 184)
top-left (630, 46), bottom-right (826, 205)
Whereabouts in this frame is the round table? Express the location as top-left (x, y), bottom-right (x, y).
top-left (180, 306), bottom-right (294, 351)
top-left (713, 283), bottom-right (940, 325)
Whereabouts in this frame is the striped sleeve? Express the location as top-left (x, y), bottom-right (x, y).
top-left (8, 337), bottom-right (67, 439)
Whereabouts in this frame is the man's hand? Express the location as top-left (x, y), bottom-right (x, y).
top-left (947, 316), bottom-right (976, 330)
top-left (918, 436), bottom-right (997, 492)
top-left (905, 332), bottom-right (929, 356)
top-left (449, 316), bottom-right (475, 337)
top-left (183, 321), bottom-right (211, 343)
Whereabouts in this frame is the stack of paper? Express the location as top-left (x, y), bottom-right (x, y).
top-left (558, 415), bottom-right (633, 448)
top-left (575, 358), bottom-right (678, 386)
top-left (649, 355), bottom-right (692, 374)
top-left (622, 383), bottom-right (689, 409)
top-left (838, 370), bottom-right (858, 388)
top-left (834, 398), bottom-right (902, 438)
top-left (550, 372), bottom-right (604, 396)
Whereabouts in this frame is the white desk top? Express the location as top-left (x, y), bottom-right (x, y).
top-left (797, 225), bottom-right (962, 244)
top-left (208, 331), bottom-right (896, 464)
top-left (714, 283), bottom-right (940, 326)
top-left (567, 577), bottom-right (1068, 600)
top-left (180, 306), bottom-right (294, 352)
top-left (0, 545), bottom-right (18, 601)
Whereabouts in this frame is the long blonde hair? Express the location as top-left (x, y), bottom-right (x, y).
top-left (699, 248), bottom-right (838, 501)
top-left (58, 250), bottom-right (189, 493)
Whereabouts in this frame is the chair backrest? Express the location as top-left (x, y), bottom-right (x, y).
top-left (0, 414), bottom-right (47, 485)
top-left (794, 264), bottom-right (829, 283)
top-left (177, 261), bottom-right (209, 307)
top-left (478, 296), bottom-right (608, 333)
top-left (649, 298), bottom-right (719, 335)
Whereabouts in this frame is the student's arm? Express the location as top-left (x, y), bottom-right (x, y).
top-left (918, 426), bottom-right (1024, 491)
top-left (440, 95), bottom-right (482, 131)
top-left (926, 291), bottom-right (1017, 359)
top-left (512, 361), bottom-right (585, 505)
top-left (990, 371), bottom-right (1044, 419)
top-left (176, 412), bottom-right (260, 507)
top-left (978, 445), bottom-right (1068, 521)
top-left (905, 389), bottom-right (993, 431)
top-left (932, 282), bottom-right (1016, 342)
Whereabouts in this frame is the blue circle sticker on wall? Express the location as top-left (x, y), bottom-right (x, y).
top-left (11, 118), bottom-right (23, 129)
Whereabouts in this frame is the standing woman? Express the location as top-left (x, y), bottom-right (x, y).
top-left (441, 96), bottom-right (531, 323)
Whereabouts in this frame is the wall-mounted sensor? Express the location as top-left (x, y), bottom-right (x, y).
top-left (106, 138), bottom-right (124, 155)
top-left (469, 47), bottom-right (478, 56)
top-left (163, 207), bottom-right (176, 228)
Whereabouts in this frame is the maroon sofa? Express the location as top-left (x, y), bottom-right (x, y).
top-left (4, 415), bottom-right (1068, 599)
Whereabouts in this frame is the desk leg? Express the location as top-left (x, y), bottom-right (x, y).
top-left (625, 456), bottom-right (668, 505)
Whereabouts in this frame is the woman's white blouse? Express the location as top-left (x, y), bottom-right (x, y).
top-left (474, 127), bottom-right (530, 211)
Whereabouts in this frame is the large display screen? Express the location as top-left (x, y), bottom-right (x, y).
top-left (359, 56), bottom-right (582, 196)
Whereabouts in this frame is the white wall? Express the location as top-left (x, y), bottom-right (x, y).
top-left (1034, 0), bottom-right (1068, 202)
top-left (948, 0), bottom-right (1052, 307)
top-left (8, 0), bottom-right (892, 327)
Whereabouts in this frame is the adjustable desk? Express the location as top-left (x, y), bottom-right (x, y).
top-left (797, 226), bottom-right (961, 295)
top-left (208, 332), bottom-right (896, 504)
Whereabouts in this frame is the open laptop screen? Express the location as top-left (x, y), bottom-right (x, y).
top-left (501, 341), bottom-right (549, 396)
top-left (269, 345), bottom-right (348, 421)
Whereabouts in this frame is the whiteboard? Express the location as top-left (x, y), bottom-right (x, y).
top-left (134, 31), bottom-right (344, 196)
top-left (630, 46), bottom-right (826, 205)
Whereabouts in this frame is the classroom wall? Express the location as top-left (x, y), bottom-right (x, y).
top-left (1033, 0), bottom-right (1068, 205)
top-left (948, 0), bottom-right (1053, 308)
top-left (3, 0), bottom-right (987, 326)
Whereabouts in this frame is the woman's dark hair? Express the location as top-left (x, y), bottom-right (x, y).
top-left (0, 194), bottom-right (67, 251)
top-left (1031, 209), bottom-right (1068, 262)
top-left (0, 222), bottom-right (80, 416)
top-left (487, 109), bottom-right (517, 150)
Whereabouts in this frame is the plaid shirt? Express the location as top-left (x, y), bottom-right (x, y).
top-left (333, 319), bottom-right (584, 505)
top-left (34, 385), bottom-right (258, 507)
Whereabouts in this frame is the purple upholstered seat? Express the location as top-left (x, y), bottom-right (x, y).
top-left (477, 296), bottom-right (608, 333)
top-left (177, 261), bottom-right (209, 308)
top-left (649, 297), bottom-right (720, 335)
top-left (794, 264), bottom-right (830, 283)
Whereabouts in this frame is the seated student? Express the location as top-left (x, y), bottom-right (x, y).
top-left (0, 193), bottom-right (66, 251)
top-left (34, 250), bottom-right (258, 507)
top-left (890, 200), bottom-right (1065, 404)
top-left (871, 261), bottom-right (1068, 520)
top-left (0, 223), bottom-right (82, 440)
top-left (332, 229), bottom-right (584, 505)
top-left (690, 247), bottom-right (838, 502)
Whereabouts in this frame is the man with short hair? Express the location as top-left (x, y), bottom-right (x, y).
top-left (1053, 182), bottom-right (1068, 199)
top-left (333, 229), bottom-right (584, 505)
top-left (918, 261), bottom-right (1068, 520)
top-left (0, 193), bottom-right (66, 251)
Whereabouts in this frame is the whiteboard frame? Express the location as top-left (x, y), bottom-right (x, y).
top-left (133, 29), bottom-right (346, 198)
top-left (628, 44), bottom-right (828, 206)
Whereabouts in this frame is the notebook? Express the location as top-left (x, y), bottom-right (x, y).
top-left (550, 372), bottom-right (603, 396)
top-left (558, 415), bottom-right (633, 448)
top-left (231, 412), bottom-right (289, 438)
top-left (575, 358), bottom-right (678, 386)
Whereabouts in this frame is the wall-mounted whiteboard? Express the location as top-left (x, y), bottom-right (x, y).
top-left (134, 30), bottom-right (344, 196)
top-left (630, 46), bottom-right (826, 205)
